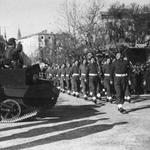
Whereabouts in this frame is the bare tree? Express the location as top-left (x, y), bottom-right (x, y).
top-left (59, 0), bottom-right (105, 53)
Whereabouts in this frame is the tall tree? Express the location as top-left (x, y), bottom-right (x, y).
top-left (60, 0), bottom-right (105, 53)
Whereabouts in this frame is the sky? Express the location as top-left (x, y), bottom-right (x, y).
top-left (0, 0), bottom-right (150, 38)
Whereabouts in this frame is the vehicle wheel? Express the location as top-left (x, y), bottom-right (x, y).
top-left (0, 99), bottom-right (21, 120)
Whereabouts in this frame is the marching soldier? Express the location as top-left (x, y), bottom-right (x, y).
top-left (123, 56), bottom-right (131, 102)
top-left (71, 60), bottom-right (80, 97)
top-left (65, 63), bottom-right (72, 94)
top-left (70, 62), bottom-right (74, 93)
top-left (54, 65), bottom-right (61, 89)
top-left (88, 57), bottom-right (99, 103)
top-left (102, 57), bottom-right (113, 102)
top-left (143, 63), bottom-right (150, 94)
top-left (96, 57), bottom-right (103, 99)
top-left (111, 52), bottom-right (130, 114)
top-left (60, 64), bottom-right (66, 92)
top-left (46, 66), bottom-right (53, 80)
top-left (79, 58), bottom-right (88, 99)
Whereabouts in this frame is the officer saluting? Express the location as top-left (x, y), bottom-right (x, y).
top-left (111, 52), bottom-right (130, 114)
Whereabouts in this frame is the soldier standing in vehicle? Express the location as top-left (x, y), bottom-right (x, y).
top-left (79, 58), bottom-right (88, 99)
top-left (88, 57), bottom-right (99, 103)
top-left (5, 39), bottom-right (23, 68)
top-left (71, 60), bottom-right (80, 97)
top-left (102, 57), bottom-right (113, 102)
top-left (111, 52), bottom-right (130, 114)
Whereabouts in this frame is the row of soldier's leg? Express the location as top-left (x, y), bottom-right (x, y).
top-left (121, 77), bottom-right (128, 103)
top-left (72, 76), bottom-right (80, 96)
top-left (97, 76), bottom-right (103, 98)
top-left (71, 77), bottom-right (74, 92)
top-left (60, 76), bottom-right (65, 92)
top-left (125, 84), bottom-right (131, 101)
top-left (66, 77), bottom-right (71, 94)
top-left (81, 76), bottom-right (88, 98)
top-left (53, 77), bottom-right (60, 89)
top-left (89, 76), bottom-right (98, 100)
top-left (89, 76), bottom-right (94, 96)
top-left (114, 77), bottom-right (127, 104)
top-left (104, 77), bottom-right (112, 101)
top-left (114, 77), bottom-right (123, 104)
top-left (94, 77), bottom-right (98, 95)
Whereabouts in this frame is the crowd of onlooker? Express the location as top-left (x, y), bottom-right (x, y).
top-left (105, 20), bottom-right (150, 47)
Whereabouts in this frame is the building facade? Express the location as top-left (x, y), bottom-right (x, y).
top-left (18, 32), bottom-right (56, 64)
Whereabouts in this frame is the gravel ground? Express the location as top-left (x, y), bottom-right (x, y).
top-left (0, 93), bottom-right (150, 150)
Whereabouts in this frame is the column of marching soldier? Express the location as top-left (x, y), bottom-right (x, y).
top-left (44, 52), bottom-right (134, 114)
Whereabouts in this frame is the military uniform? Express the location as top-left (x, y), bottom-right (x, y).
top-left (5, 42), bottom-right (23, 68)
top-left (143, 65), bottom-right (150, 93)
top-left (60, 66), bottom-right (66, 92)
top-left (102, 62), bottom-right (113, 101)
top-left (65, 65), bottom-right (72, 94)
top-left (54, 66), bottom-right (61, 89)
top-left (45, 66), bottom-right (52, 80)
top-left (88, 61), bottom-right (99, 101)
top-left (71, 63), bottom-right (80, 96)
top-left (96, 63), bottom-right (103, 99)
top-left (111, 58), bottom-right (130, 105)
top-left (79, 63), bottom-right (88, 98)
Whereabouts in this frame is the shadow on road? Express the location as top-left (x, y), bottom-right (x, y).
top-left (0, 118), bottom-right (108, 142)
top-left (127, 104), bottom-right (150, 113)
top-left (0, 104), bottom-right (103, 132)
top-left (131, 95), bottom-right (150, 103)
top-left (1, 121), bottom-right (127, 150)
top-left (44, 104), bottom-right (105, 122)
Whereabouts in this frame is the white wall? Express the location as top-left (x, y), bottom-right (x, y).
top-left (18, 35), bottom-right (39, 64)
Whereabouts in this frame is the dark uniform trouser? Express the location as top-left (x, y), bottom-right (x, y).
top-left (125, 84), bottom-right (130, 97)
top-left (97, 76), bottom-right (103, 94)
top-left (72, 76), bottom-right (80, 92)
top-left (104, 77), bottom-right (111, 97)
top-left (114, 76), bottom-right (127, 104)
top-left (89, 76), bottom-right (98, 96)
top-left (53, 77), bottom-right (59, 87)
top-left (60, 76), bottom-right (65, 89)
top-left (81, 76), bottom-right (88, 95)
top-left (66, 77), bottom-right (71, 91)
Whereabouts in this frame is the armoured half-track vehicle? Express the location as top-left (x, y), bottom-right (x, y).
top-left (0, 64), bottom-right (60, 123)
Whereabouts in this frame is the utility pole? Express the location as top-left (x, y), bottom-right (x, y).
top-left (17, 27), bottom-right (22, 39)
top-left (4, 27), bottom-right (7, 41)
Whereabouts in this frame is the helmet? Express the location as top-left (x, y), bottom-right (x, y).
top-left (7, 38), bottom-right (16, 46)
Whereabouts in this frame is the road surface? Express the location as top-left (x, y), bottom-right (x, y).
top-left (0, 93), bottom-right (150, 150)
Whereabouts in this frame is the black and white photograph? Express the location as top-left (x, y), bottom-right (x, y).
top-left (0, 0), bottom-right (150, 149)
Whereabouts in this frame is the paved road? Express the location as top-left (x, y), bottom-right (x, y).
top-left (0, 93), bottom-right (150, 150)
